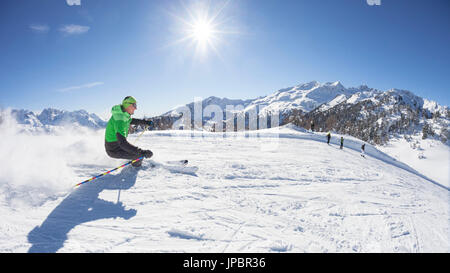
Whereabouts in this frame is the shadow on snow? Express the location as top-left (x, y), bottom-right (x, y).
top-left (27, 165), bottom-right (143, 253)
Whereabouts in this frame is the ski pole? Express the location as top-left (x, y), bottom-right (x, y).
top-left (75, 157), bottom-right (144, 188)
top-left (133, 124), bottom-right (149, 144)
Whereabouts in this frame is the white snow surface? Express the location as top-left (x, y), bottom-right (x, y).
top-left (0, 123), bottom-right (449, 253)
top-left (378, 136), bottom-right (450, 189)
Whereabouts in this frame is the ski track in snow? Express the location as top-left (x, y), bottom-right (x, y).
top-left (0, 128), bottom-right (448, 253)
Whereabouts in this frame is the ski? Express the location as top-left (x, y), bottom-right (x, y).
top-left (147, 159), bottom-right (197, 175)
top-left (165, 159), bottom-right (188, 166)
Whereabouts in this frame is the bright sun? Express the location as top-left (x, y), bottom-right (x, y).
top-left (168, 1), bottom-right (237, 59)
top-left (191, 21), bottom-right (214, 43)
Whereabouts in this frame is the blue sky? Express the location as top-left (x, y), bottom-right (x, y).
top-left (0, 0), bottom-right (449, 118)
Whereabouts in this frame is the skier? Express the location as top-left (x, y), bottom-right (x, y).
top-left (105, 96), bottom-right (154, 167)
top-left (361, 143), bottom-right (366, 158)
top-left (326, 132), bottom-right (331, 145)
top-left (340, 136), bottom-right (344, 149)
top-left (310, 120), bottom-right (315, 132)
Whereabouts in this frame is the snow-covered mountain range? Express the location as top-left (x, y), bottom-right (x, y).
top-left (164, 81), bottom-right (356, 118)
top-left (4, 81), bottom-right (449, 146)
top-left (289, 84), bottom-right (449, 145)
top-left (157, 81), bottom-right (449, 145)
top-left (4, 108), bottom-right (107, 131)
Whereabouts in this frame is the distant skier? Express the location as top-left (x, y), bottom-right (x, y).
top-left (340, 137), bottom-right (344, 149)
top-left (361, 143), bottom-right (366, 158)
top-left (326, 132), bottom-right (331, 145)
top-left (310, 120), bottom-right (315, 132)
top-left (105, 96), bottom-right (154, 167)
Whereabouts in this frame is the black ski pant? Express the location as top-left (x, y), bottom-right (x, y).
top-left (105, 141), bottom-right (142, 167)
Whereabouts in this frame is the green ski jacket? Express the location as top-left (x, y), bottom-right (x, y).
top-left (105, 105), bottom-right (132, 142)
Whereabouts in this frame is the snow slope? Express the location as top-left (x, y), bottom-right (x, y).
top-left (378, 136), bottom-right (450, 189)
top-left (0, 125), bottom-right (448, 253)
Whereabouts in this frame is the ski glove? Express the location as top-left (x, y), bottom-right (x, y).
top-left (140, 149), bottom-right (153, 158)
top-left (131, 118), bottom-right (153, 129)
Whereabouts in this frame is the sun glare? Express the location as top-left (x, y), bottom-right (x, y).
top-left (165, 0), bottom-right (237, 60)
top-left (191, 20), bottom-right (214, 44)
